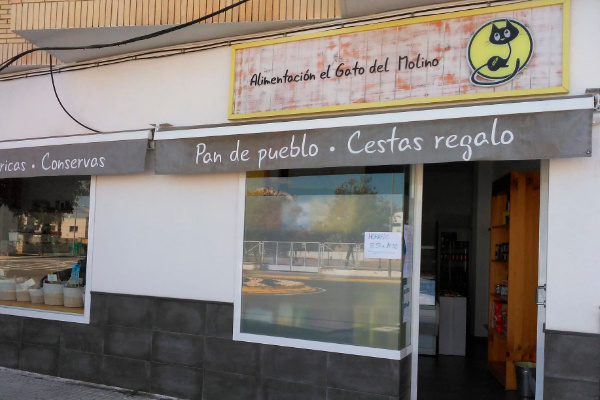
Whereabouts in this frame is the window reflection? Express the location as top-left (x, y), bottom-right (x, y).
top-left (0, 176), bottom-right (90, 313)
top-left (241, 167), bottom-right (411, 351)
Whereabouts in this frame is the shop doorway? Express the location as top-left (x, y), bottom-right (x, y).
top-left (416, 161), bottom-right (544, 400)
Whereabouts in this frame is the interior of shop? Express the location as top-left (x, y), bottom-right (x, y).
top-left (418, 161), bottom-right (541, 400)
top-left (0, 176), bottom-right (90, 314)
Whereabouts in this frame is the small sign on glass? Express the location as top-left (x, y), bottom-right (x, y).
top-left (364, 232), bottom-right (403, 260)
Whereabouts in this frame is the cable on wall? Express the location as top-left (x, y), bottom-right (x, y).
top-left (0, 0), bottom-right (516, 83)
top-left (1, 0), bottom-right (250, 133)
top-left (49, 57), bottom-right (100, 133)
top-left (0, 0), bottom-right (249, 73)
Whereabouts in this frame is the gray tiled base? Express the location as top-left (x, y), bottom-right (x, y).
top-left (19, 344), bottom-right (59, 376)
top-left (58, 349), bottom-right (104, 385)
top-left (151, 363), bottom-right (203, 399)
top-left (0, 341), bottom-right (20, 369)
top-left (260, 344), bottom-right (327, 386)
top-left (544, 377), bottom-right (599, 400)
top-left (328, 352), bottom-right (401, 397)
top-left (0, 292), bottom-right (411, 400)
top-left (544, 330), bottom-right (600, 400)
top-left (202, 370), bottom-right (259, 400)
top-left (259, 378), bottom-right (326, 400)
top-left (327, 388), bottom-right (402, 400)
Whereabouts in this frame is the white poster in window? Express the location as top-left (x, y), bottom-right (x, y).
top-left (364, 232), bottom-right (403, 260)
top-left (402, 225), bottom-right (413, 278)
top-left (8, 232), bottom-right (18, 242)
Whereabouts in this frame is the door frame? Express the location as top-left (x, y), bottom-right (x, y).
top-left (410, 164), bottom-right (424, 400)
top-left (410, 161), bottom-right (549, 400)
top-left (535, 160), bottom-right (550, 399)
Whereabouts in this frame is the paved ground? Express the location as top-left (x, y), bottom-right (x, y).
top-left (0, 367), bottom-right (175, 400)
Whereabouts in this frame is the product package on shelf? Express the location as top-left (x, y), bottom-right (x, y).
top-left (491, 301), bottom-right (508, 337)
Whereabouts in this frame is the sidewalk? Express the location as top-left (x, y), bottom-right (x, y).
top-left (0, 367), bottom-right (175, 400)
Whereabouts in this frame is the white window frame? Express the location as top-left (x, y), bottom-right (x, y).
top-left (233, 167), bottom-right (422, 360)
top-left (409, 164), bottom-right (424, 400)
top-left (0, 175), bottom-right (96, 324)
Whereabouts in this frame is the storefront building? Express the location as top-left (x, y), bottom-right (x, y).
top-left (0, 0), bottom-right (598, 399)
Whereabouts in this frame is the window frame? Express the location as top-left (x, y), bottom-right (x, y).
top-left (233, 168), bottom-right (418, 360)
top-left (0, 176), bottom-right (96, 324)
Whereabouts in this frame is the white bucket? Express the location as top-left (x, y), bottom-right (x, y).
top-left (64, 286), bottom-right (84, 308)
top-left (16, 284), bottom-right (31, 302)
top-left (0, 279), bottom-right (16, 301)
top-left (29, 288), bottom-right (44, 304)
top-left (43, 283), bottom-right (64, 306)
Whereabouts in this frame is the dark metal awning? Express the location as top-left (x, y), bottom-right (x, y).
top-left (0, 130), bottom-right (151, 178)
top-left (154, 96), bottom-right (593, 175)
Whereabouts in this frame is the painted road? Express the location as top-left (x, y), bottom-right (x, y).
top-left (241, 276), bottom-right (405, 350)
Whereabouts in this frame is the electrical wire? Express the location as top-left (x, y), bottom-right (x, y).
top-left (49, 57), bottom-right (100, 133)
top-left (0, 0), bottom-right (511, 84)
top-left (1, 0), bottom-right (250, 133)
top-left (0, 0), bottom-right (250, 73)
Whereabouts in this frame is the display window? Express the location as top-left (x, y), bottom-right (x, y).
top-left (235, 166), bottom-right (415, 358)
top-left (0, 176), bottom-right (91, 315)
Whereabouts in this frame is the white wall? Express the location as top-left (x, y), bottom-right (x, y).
top-left (91, 156), bottom-right (242, 303)
top-left (0, 46), bottom-right (240, 302)
top-left (543, 0), bottom-right (600, 334)
top-left (0, 46), bottom-right (232, 140)
top-left (568, 0), bottom-right (600, 95)
top-left (546, 125), bottom-right (600, 334)
top-left (0, 0), bottom-right (599, 321)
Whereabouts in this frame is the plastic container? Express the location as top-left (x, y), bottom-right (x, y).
top-left (43, 283), bottom-right (64, 306)
top-left (29, 288), bottom-right (44, 304)
top-left (514, 361), bottom-right (536, 398)
top-left (63, 286), bottom-right (84, 308)
top-left (0, 279), bottom-right (17, 301)
top-left (16, 284), bottom-right (31, 302)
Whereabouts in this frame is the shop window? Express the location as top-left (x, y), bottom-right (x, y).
top-left (0, 176), bottom-right (90, 314)
top-left (237, 166), bottom-right (413, 357)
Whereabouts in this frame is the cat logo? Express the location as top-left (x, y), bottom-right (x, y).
top-left (468, 19), bottom-right (533, 87)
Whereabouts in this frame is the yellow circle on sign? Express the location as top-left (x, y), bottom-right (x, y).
top-left (468, 19), bottom-right (533, 85)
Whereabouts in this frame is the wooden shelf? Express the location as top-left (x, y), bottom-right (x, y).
top-left (492, 329), bottom-right (508, 340)
top-left (490, 293), bottom-right (508, 302)
top-left (0, 299), bottom-right (84, 314)
top-left (488, 171), bottom-right (540, 391)
top-left (492, 224), bottom-right (510, 229)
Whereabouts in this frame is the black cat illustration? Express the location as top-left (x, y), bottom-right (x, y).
top-left (470, 19), bottom-right (524, 86)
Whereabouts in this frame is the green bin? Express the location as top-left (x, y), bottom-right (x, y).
top-left (69, 242), bottom-right (82, 255)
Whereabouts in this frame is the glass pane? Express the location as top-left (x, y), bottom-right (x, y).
top-left (241, 167), bottom-right (412, 351)
top-left (0, 176), bottom-right (90, 313)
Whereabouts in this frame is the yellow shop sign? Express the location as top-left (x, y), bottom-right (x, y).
top-left (229, 0), bottom-right (568, 120)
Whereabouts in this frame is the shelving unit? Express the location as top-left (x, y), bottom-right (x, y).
top-left (488, 172), bottom-right (540, 390)
top-left (436, 229), bottom-right (470, 296)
